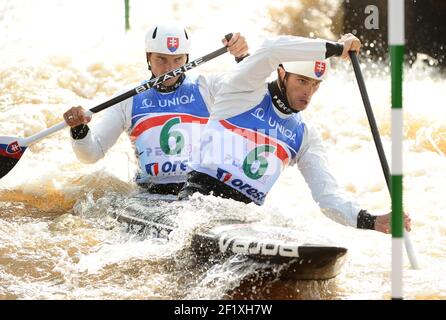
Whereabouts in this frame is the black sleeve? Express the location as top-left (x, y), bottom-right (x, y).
top-left (325, 42), bottom-right (344, 58)
top-left (235, 53), bottom-right (250, 63)
top-left (70, 124), bottom-right (90, 140)
top-left (357, 209), bottom-right (377, 230)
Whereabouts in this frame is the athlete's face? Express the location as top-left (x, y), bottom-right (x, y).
top-left (278, 67), bottom-right (322, 112)
top-left (147, 53), bottom-right (188, 87)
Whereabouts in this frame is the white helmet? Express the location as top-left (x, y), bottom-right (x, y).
top-left (145, 23), bottom-right (191, 55)
top-left (282, 60), bottom-right (330, 80)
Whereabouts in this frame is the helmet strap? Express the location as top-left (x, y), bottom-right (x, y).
top-left (146, 53), bottom-right (152, 71)
top-left (146, 53), bottom-right (189, 71)
top-left (145, 52), bottom-right (187, 92)
top-left (270, 70), bottom-right (298, 115)
top-left (150, 73), bottom-right (186, 93)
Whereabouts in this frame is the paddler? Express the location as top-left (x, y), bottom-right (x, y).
top-left (178, 33), bottom-right (411, 234)
top-left (63, 24), bottom-right (249, 195)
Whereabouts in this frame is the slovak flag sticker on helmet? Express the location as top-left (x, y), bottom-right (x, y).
top-left (166, 37), bottom-right (179, 53)
top-left (314, 61), bottom-right (327, 78)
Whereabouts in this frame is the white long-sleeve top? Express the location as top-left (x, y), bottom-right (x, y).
top-left (196, 36), bottom-right (361, 227)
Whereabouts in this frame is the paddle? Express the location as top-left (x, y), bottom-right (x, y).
top-left (348, 51), bottom-right (420, 269)
top-left (0, 33), bottom-right (234, 180)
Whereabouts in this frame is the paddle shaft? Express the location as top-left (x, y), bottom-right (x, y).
top-left (349, 51), bottom-right (419, 269)
top-left (22, 34), bottom-right (233, 146)
top-left (349, 53), bottom-right (391, 190)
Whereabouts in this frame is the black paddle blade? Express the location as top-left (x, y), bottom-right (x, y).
top-left (0, 155), bottom-right (21, 179)
top-left (0, 138), bottom-right (27, 179)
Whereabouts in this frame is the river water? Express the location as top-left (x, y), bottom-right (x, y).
top-left (1, 0), bottom-right (445, 300)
